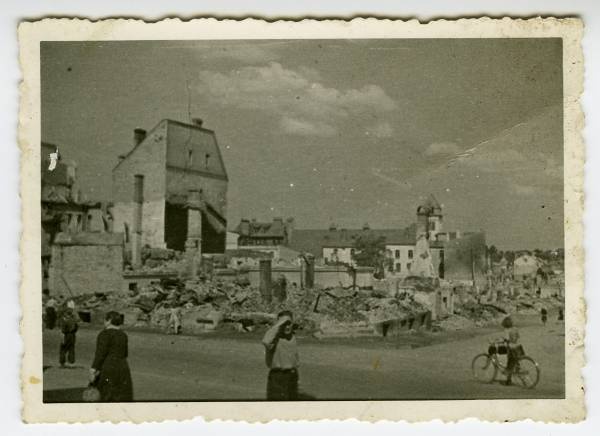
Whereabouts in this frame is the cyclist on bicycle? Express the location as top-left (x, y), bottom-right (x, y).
top-left (501, 316), bottom-right (522, 385)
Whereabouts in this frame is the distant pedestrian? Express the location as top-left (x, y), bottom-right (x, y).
top-left (90, 311), bottom-right (133, 402)
top-left (167, 307), bottom-right (182, 335)
top-left (273, 274), bottom-right (288, 303)
top-left (58, 300), bottom-right (79, 368)
top-left (558, 307), bottom-right (564, 322)
top-left (540, 307), bottom-right (548, 325)
top-left (262, 310), bottom-right (299, 400)
top-left (45, 293), bottom-right (58, 330)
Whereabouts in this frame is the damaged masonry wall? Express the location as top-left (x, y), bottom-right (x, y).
top-left (248, 265), bottom-right (374, 289)
top-left (113, 123), bottom-right (168, 248)
top-left (443, 232), bottom-right (487, 287)
top-left (48, 232), bottom-right (124, 296)
top-left (112, 119), bottom-right (228, 254)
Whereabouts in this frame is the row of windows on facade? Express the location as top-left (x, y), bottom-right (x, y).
top-left (187, 150), bottom-right (211, 168)
top-left (391, 249), bottom-right (413, 259)
top-left (389, 262), bottom-right (412, 273)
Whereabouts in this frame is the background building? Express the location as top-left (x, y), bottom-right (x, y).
top-left (241, 195), bottom-right (488, 283)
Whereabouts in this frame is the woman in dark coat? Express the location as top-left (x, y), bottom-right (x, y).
top-left (89, 311), bottom-right (133, 402)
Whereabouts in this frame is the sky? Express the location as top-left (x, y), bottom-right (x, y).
top-left (41, 39), bottom-right (563, 250)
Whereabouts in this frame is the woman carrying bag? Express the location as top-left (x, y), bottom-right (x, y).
top-left (88, 311), bottom-right (133, 402)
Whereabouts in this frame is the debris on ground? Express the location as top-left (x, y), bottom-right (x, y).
top-left (71, 256), bottom-right (565, 338)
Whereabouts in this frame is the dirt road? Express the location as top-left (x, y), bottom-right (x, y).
top-left (43, 321), bottom-right (564, 402)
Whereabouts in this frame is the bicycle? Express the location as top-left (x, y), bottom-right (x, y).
top-left (472, 340), bottom-right (540, 389)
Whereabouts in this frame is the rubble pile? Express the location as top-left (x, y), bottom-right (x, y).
top-left (452, 301), bottom-right (506, 327)
top-left (438, 279), bottom-right (565, 331)
top-left (73, 273), bottom-right (432, 337)
top-left (72, 264), bottom-right (565, 337)
top-left (124, 246), bottom-right (187, 275)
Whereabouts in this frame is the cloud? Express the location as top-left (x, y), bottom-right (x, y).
top-left (370, 168), bottom-right (412, 189)
top-left (460, 148), bottom-right (527, 172)
top-left (424, 142), bottom-right (460, 157)
top-left (196, 62), bottom-right (397, 136)
top-left (280, 117), bottom-right (337, 137)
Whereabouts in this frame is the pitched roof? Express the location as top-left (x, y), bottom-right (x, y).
top-left (113, 119), bottom-right (228, 180)
top-left (288, 224), bottom-right (417, 257)
top-left (233, 219), bottom-right (287, 239)
top-left (165, 120), bottom-right (228, 180)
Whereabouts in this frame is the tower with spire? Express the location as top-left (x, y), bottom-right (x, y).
top-left (416, 194), bottom-right (443, 241)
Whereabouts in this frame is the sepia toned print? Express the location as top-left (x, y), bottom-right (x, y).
top-left (19, 17), bottom-right (585, 423)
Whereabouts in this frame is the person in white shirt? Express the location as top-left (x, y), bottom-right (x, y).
top-left (262, 310), bottom-right (299, 400)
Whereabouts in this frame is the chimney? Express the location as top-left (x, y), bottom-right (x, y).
top-left (240, 218), bottom-right (250, 236)
top-left (192, 118), bottom-right (204, 128)
top-left (259, 259), bottom-right (272, 303)
top-left (285, 217), bottom-right (295, 245)
top-left (133, 128), bottom-right (147, 147)
top-left (131, 174), bottom-right (144, 268)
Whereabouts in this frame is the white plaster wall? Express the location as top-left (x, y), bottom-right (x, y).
top-left (323, 247), bottom-right (354, 264)
top-left (385, 244), bottom-right (415, 274)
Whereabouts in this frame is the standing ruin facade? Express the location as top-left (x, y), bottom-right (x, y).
top-left (112, 118), bottom-right (228, 265)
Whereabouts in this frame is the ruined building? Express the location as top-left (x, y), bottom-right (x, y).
top-left (234, 217), bottom-right (295, 247)
top-left (41, 142), bottom-right (124, 296)
top-left (277, 194), bottom-right (487, 284)
top-left (232, 217), bottom-right (299, 264)
top-left (41, 142), bottom-right (85, 247)
top-left (112, 119), bottom-right (228, 266)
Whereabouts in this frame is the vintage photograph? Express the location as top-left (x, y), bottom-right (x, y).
top-left (19, 18), bottom-right (585, 423)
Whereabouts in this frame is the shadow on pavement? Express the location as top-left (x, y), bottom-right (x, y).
top-left (43, 387), bottom-right (86, 403)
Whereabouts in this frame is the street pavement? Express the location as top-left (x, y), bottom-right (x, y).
top-left (42, 320), bottom-right (565, 402)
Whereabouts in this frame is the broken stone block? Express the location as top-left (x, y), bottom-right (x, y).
top-left (180, 304), bottom-right (222, 333)
top-left (121, 307), bottom-right (144, 326)
top-left (204, 309), bottom-right (223, 330)
top-left (134, 295), bottom-right (156, 313)
top-left (144, 259), bottom-right (163, 269)
top-left (315, 317), bottom-right (374, 338)
top-left (149, 306), bottom-right (171, 329)
top-left (149, 247), bottom-right (173, 260)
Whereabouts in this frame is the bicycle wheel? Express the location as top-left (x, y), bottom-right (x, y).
top-left (514, 356), bottom-right (540, 389)
top-left (472, 353), bottom-right (497, 383)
